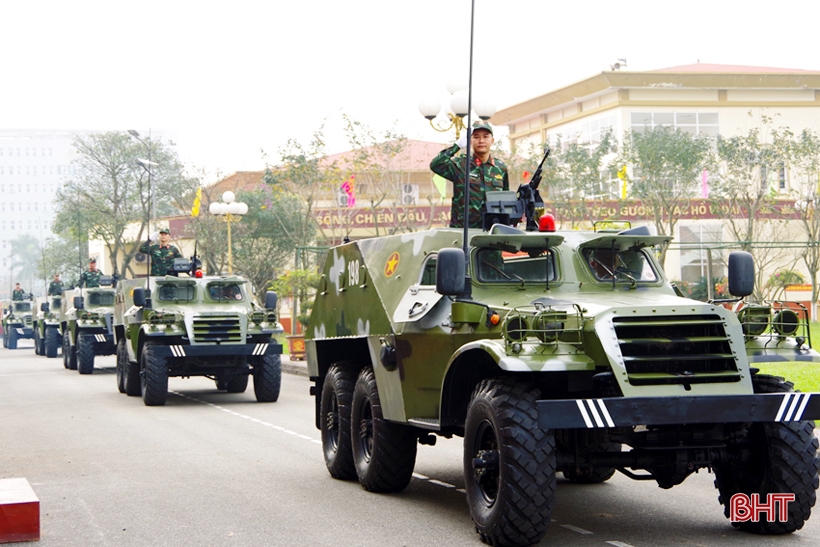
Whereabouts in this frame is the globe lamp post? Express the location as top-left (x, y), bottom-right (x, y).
top-left (209, 191), bottom-right (248, 275)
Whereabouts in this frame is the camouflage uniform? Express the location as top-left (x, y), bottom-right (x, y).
top-left (12, 288), bottom-right (25, 301)
top-left (48, 280), bottom-right (63, 296)
top-left (79, 269), bottom-right (103, 288)
top-left (139, 241), bottom-right (182, 276)
top-left (430, 144), bottom-right (509, 228)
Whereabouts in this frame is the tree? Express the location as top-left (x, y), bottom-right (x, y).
top-left (262, 128), bottom-right (340, 247)
top-left (52, 132), bottom-right (199, 278)
top-left (619, 126), bottom-right (714, 266)
top-left (787, 128), bottom-right (820, 316)
top-left (10, 234), bottom-right (42, 293)
top-left (231, 188), bottom-right (311, 301)
top-left (39, 234), bottom-right (86, 289)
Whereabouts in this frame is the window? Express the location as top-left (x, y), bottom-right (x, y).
top-left (631, 112), bottom-right (719, 137)
top-left (583, 247), bottom-right (658, 283)
top-left (476, 248), bottom-right (557, 283)
top-left (158, 284), bottom-right (196, 301)
top-left (208, 284), bottom-right (244, 301)
top-left (88, 292), bottom-right (115, 306)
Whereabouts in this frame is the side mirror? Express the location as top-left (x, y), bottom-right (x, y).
top-left (133, 288), bottom-right (146, 308)
top-left (40, 302), bottom-right (49, 312)
top-left (265, 291), bottom-right (278, 309)
top-left (436, 248), bottom-right (466, 296)
top-left (728, 251), bottom-right (754, 297)
top-left (73, 296), bottom-right (84, 310)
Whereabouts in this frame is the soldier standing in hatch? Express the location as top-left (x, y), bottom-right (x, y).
top-left (78, 258), bottom-right (103, 288)
top-left (139, 226), bottom-right (182, 276)
top-left (12, 283), bottom-right (26, 301)
top-left (430, 121), bottom-right (509, 229)
top-left (48, 273), bottom-right (64, 296)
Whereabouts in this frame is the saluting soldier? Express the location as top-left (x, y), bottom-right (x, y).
top-left (430, 121), bottom-right (509, 229)
top-left (139, 225), bottom-right (182, 276)
top-left (78, 258), bottom-right (103, 288)
top-left (12, 283), bottom-right (26, 301)
top-left (48, 273), bottom-right (64, 296)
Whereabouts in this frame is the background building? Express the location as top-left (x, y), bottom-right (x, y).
top-left (0, 129), bottom-right (78, 299)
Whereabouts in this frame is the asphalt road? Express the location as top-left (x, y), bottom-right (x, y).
top-left (2, 341), bottom-right (819, 547)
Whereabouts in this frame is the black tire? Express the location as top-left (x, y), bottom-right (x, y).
top-left (77, 334), bottom-right (95, 375)
top-left (714, 374), bottom-right (820, 534)
top-left (63, 329), bottom-right (77, 370)
top-left (33, 327), bottom-right (43, 355)
top-left (351, 366), bottom-right (417, 493)
top-left (560, 430), bottom-right (620, 484)
top-left (8, 327), bottom-right (18, 350)
top-left (124, 349), bottom-right (141, 397)
top-left (141, 343), bottom-right (168, 406)
top-left (45, 327), bottom-right (60, 358)
top-left (116, 338), bottom-right (127, 393)
top-left (253, 354), bottom-right (281, 402)
top-left (320, 363), bottom-right (359, 480)
top-left (2, 329), bottom-right (7, 348)
top-left (464, 377), bottom-right (556, 547)
top-left (226, 362), bottom-right (249, 393)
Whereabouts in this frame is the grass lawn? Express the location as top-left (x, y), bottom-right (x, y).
top-left (755, 321), bottom-right (820, 393)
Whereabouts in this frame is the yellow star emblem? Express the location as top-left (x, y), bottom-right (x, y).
top-left (384, 252), bottom-right (400, 277)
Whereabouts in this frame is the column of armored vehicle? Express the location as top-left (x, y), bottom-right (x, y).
top-left (18, 255), bottom-right (284, 408)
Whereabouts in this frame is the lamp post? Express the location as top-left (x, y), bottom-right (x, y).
top-left (418, 81), bottom-right (496, 139)
top-left (209, 191), bottom-right (248, 275)
top-left (127, 129), bottom-right (157, 230)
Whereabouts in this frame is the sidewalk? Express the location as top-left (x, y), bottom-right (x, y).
top-left (281, 354), bottom-right (308, 377)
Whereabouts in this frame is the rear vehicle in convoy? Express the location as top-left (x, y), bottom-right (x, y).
top-left (61, 279), bottom-right (117, 373)
top-left (306, 216), bottom-right (820, 546)
top-left (114, 257), bottom-right (284, 406)
top-left (33, 294), bottom-right (63, 358)
top-left (2, 298), bottom-right (35, 350)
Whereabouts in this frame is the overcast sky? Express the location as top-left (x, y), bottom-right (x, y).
top-left (2, 0), bottom-right (819, 180)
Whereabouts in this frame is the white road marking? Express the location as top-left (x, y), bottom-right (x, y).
top-left (606, 541), bottom-right (635, 547)
top-left (428, 479), bottom-right (455, 488)
top-left (561, 524), bottom-right (593, 535)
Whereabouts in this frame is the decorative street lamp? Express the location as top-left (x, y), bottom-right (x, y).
top-left (209, 191), bottom-right (248, 275)
top-left (127, 129), bottom-right (158, 230)
top-left (418, 80), bottom-right (496, 139)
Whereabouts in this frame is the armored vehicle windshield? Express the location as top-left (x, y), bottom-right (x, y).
top-left (14, 302), bottom-right (32, 313)
top-left (582, 246), bottom-right (658, 283)
top-left (476, 248), bottom-right (556, 283)
top-left (88, 292), bottom-right (115, 306)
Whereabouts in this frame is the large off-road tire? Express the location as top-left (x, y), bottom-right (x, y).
top-left (320, 363), bottom-right (359, 480)
top-left (464, 377), bottom-right (556, 547)
top-left (45, 327), bottom-right (60, 358)
top-left (124, 348), bottom-right (141, 397)
top-left (714, 374), bottom-right (820, 534)
top-left (560, 430), bottom-right (620, 484)
top-left (33, 327), bottom-right (43, 355)
top-left (351, 366), bottom-right (417, 493)
top-left (77, 334), bottom-right (96, 375)
top-left (116, 338), bottom-right (128, 393)
top-left (226, 362), bottom-right (250, 393)
top-left (253, 354), bottom-right (281, 402)
top-left (63, 329), bottom-right (77, 370)
top-left (8, 327), bottom-right (18, 350)
top-left (141, 343), bottom-right (168, 406)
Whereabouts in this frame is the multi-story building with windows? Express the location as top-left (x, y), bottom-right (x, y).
top-left (491, 63), bottom-right (820, 293)
top-left (0, 130), bottom-right (78, 298)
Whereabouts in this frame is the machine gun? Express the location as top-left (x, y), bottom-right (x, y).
top-left (482, 146), bottom-right (550, 231)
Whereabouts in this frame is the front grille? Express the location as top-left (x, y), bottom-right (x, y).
top-left (614, 315), bottom-right (738, 383)
top-left (192, 314), bottom-right (242, 343)
top-left (24, 316), bottom-right (33, 327)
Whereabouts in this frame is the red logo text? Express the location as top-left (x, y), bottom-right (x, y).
top-left (730, 493), bottom-right (795, 522)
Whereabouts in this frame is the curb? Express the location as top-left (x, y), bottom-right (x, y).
top-left (281, 358), bottom-right (308, 377)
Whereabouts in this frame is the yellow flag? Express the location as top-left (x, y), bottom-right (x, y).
top-left (617, 166), bottom-right (628, 200)
top-left (432, 174), bottom-right (447, 203)
top-left (191, 187), bottom-right (202, 217)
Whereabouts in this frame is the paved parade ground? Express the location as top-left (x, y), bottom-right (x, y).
top-left (2, 341), bottom-right (819, 547)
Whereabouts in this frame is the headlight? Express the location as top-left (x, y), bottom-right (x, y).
top-left (147, 311), bottom-right (178, 325)
top-left (504, 316), bottom-right (528, 342)
top-left (738, 306), bottom-right (770, 336)
top-left (250, 311), bottom-right (266, 324)
top-left (532, 311), bottom-right (567, 343)
top-left (772, 309), bottom-right (800, 336)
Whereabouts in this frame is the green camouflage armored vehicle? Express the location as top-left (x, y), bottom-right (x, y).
top-left (114, 257), bottom-right (283, 406)
top-left (306, 216), bottom-right (820, 546)
top-left (2, 298), bottom-right (35, 350)
top-left (61, 279), bottom-right (117, 374)
top-left (33, 295), bottom-right (63, 358)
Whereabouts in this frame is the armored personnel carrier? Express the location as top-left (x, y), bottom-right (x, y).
top-left (2, 298), bottom-right (35, 350)
top-left (306, 209), bottom-right (820, 546)
top-left (114, 257), bottom-right (283, 406)
top-left (61, 279), bottom-right (117, 373)
top-left (33, 294), bottom-right (63, 358)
